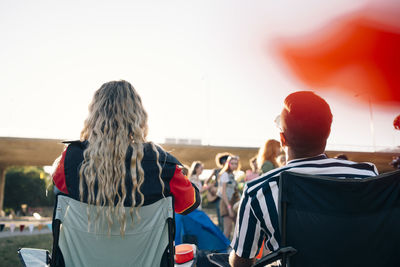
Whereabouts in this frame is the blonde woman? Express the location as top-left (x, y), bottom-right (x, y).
top-left (218, 155), bottom-right (240, 238)
top-left (52, 80), bottom-right (200, 265)
top-left (257, 139), bottom-right (281, 174)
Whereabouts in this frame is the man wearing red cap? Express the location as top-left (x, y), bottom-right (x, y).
top-left (229, 91), bottom-right (378, 266)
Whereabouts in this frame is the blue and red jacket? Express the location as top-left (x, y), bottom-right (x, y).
top-left (53, 141), bottom-right (200, 214)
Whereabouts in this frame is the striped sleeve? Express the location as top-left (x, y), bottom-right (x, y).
top-left (253, 181), bottom-right (280, 252)
top-left (231, 187), bottom-right (254, 257)
top-left (231, 179), bottom-right (281, 258)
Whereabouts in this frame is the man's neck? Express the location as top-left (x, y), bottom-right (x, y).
top-left (286, 148), bottom-right (325, 162)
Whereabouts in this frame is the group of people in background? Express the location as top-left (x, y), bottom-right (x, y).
top-left (185, 137), bottom-right (286, 239)
top-left (184, 137), bottom-right (361, 243)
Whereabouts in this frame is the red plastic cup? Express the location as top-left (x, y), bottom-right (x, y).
top-left (175, 244), bottom-right (194, 264)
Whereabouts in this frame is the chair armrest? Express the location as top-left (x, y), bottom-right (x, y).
top-left (18, 248), bottom-right (51, 266)
top-left (252, 247), bottom-right (297, 267)
top-left (206, 252), bottom-right (230, 267)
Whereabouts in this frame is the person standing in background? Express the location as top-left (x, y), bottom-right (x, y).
top-left (276, 154), bottom-right (287, 167)
top-left (218, 155), bottom-right (241, 238)
top-left (189, 161), bottom-right (207, 210)
top-left (181, 165), bottom-right (189, 176)
top-left (334, 154), bottom-right (349, 160)
top-left (257, 139), bottom-right (281, 174)
top-left (206, 153), bottom-right (232, 231)
top-left (245, 156), bottom-right (259, 182)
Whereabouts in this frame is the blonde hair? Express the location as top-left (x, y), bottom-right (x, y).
top-left (257, 139), bottom-right (281, 169)
top-left (79, 80), bottom-right (164, 236)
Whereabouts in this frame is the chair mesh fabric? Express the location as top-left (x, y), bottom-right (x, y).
top-left (55, 195), bottom-right (173, 267)
top-left (279, 170), bottom-right (400, 267)
top-left (18, 248), bottom-right (49, 267)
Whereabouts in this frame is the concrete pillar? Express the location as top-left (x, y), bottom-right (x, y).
top-left (0, 166), bottom-right (6, 212)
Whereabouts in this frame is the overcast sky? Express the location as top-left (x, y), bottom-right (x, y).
top-left (0, 0), bottom-right (398, 152)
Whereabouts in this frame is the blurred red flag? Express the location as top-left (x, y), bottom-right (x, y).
top-left (277, 7), bottom-right (400, 105)
top-left (394, 115), bottom-right (400, 130)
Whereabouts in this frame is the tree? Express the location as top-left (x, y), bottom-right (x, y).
top-left (4, 166), bottom-right (55, 211)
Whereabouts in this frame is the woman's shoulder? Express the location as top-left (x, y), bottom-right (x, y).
top-left (62, 140), bottom-right (88, 156)
top-left (61, 141), bottom-right (181, 165)
top-left (262, 160), bottom-right (274, 167)
top-left (142, 142), bottom-right (180, 165)
top-left (261, 160), bottom-right (275, 173)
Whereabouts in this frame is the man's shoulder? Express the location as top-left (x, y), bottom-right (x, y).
top-left (245, 166), bottom-right (286, 197)
top-left (306, 157), bottom-right (378, 177)
top-left (338, 159), bottom-right (377, 171)
top-left (340, 159), bottom-right (377, 168)
top-left (285, 154), bottom-right (378, 177)
top-left (244, 156), bottom-right (378, 198)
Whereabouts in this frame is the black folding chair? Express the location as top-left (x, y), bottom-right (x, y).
top-left (255, 170), bottom-right (400, 267)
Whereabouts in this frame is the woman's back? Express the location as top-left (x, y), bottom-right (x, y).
top-left (56, 141), bottom-right (181, 205)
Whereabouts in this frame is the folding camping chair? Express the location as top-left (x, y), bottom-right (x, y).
top-left (19, 194), bottom-right (175, 267)
top-left (254, 170), bottom-right (400, 267)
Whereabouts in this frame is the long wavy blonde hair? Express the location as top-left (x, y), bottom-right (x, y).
top-left (79, 80), bottom-right (164, 236)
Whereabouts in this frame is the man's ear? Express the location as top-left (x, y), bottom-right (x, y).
top-left (280, 132), bottom-right (287, 147)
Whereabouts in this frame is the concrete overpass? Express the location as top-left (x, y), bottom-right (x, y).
top-left (0, 137), bottom-right (398, 211)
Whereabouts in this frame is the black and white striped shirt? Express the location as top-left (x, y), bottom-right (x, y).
top-left (231, 154), bottom-right (378, 258)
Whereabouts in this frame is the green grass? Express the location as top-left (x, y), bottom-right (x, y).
top-left (0, 234), bottom-right (52, 267)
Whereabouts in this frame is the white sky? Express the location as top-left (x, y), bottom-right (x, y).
top-left (0, 0), bottom-right (399, 152)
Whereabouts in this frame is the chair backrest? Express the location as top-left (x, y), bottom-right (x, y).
top-left (54, 194), bottom-right (174, 267)
top-left (279, 170), bottom-right (400, 267)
